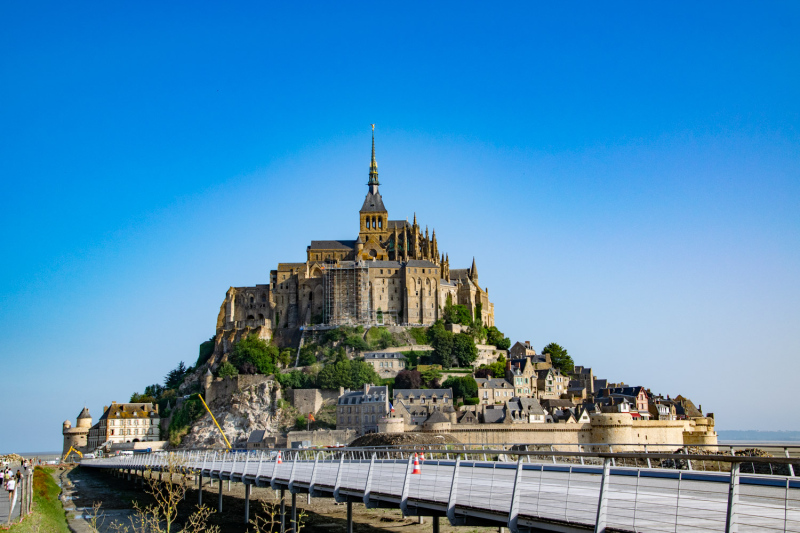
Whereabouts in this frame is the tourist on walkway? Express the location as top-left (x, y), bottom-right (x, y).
top-left (5, 474), bottom-right (16, 506)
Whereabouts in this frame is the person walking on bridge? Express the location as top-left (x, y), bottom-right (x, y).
top-left (5, 472), bottom-right (16, 507)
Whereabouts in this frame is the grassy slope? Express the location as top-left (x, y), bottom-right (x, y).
top-left (7, 466), bottom-right (70, 533)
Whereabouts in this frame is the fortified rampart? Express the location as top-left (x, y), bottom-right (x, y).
top-left (413, 414), bottom-right (716, 450)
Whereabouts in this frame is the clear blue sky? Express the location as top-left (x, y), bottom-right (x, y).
top-left (1, 2), bottom-right (798, 453)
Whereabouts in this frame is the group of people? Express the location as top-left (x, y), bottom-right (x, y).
top-left (1, 460), bottom-right (29, 505)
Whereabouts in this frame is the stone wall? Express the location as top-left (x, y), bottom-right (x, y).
top-left (286, 429), bottom-right (358, 448)
top-left (288, 389), bottom-right (323, 416)
top-left (419, 414), bottom-right (716, 450)
top-left (206, 374), bottom-right (275, 405)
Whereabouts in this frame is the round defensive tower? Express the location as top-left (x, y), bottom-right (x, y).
top-left (589, 413), bottom-right (633, 450)
top-left (377, 416), bottom-right (405, 434)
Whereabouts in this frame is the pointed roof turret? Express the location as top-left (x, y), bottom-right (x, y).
top-left (470, 257), bottom-right (478, 283)
top-left (78, 407), bottom-right (91, 419)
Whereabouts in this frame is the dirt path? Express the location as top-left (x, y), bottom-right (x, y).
top-left (61, 466), bottom-right (499, 533)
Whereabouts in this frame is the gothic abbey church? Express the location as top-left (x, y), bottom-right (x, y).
top-left (215, 133), bottom-right (495, 349)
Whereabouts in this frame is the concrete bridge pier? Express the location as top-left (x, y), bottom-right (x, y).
top-left (346, 501), bottom-right (353, 533)
top-left (244, 483), bottom-right (251, 524)
top-left (217, 479), bottom-right (223, 512)
top-left (197, 473), bottom-right (203, 506)
top-left (432, 516), bottom-right (440, 533)
top-left (290, 492), bottom-right (297, 533)
top-left (280, 489), bottom-right (286, 533)
top-left (127, 469), bottom-right (131, 481)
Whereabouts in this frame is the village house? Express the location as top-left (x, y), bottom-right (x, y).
top-left (363, 351), bottom-right (406, 378)
top-left (536, 367), bottom-right (569, 399)
top-left (505, 358), bottom-right (537, 397)
top-left (509, 341), bottom-right (537, 359)
top-left (475, 377), bottom-right (515, 405)
top-left (336, 384), bottom-right (389, 436)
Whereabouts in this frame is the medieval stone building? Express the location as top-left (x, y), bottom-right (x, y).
top-left (215, 133), bottom-right (495, 351)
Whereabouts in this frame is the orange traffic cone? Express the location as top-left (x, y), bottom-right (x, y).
top-left (420, 449), bottom-right (425, 462)
top-left (277, 451), bottom-right (282, 464)
top-left (412, 453), bottom-right (421, 474)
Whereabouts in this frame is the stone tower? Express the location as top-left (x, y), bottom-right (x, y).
top-left (62, 407), bottom-right (91, 458)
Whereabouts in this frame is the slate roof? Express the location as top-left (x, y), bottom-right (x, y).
top-left (475, 378), bottom-right (514, 389)
top-left (405, 260), bottom-right (438, 268)
top-left (364, 352), bottom-right (406, 360)
top-left (450, 269), bottom-right (471, 280)
top-left (541, 399), bottom-right (574, 410)
top-left (517, 396), bottom-right (546, 415)
top-left (338, 386), bottom-right (388, 405)
top-left (424, 411), bottom-right (451, 425)
top-left (483, 409), bottom-right (505, 424)
top-left (387, 220), bottom-right (411, 229)
top-left (360, 191), bottom-right (386, 213)
top-left (457, 410), bottom-right (478, 423)
top-left (77, 407), bottom-right (92, 419)
top-left (101, 403), bottom-right (158, 420)
top-left (248, 430), bottom-right (266, 443)
top-left (309, 240), bottom-right (356, 250)
top-left (393, 388), bottom-right (452, 399)
top-left (365, 261), bottom-right (402, 268)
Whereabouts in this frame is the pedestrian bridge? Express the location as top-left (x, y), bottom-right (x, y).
top-left (81, 446), bottom-right (800, 533)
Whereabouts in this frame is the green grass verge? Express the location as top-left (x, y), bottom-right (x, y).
top-left (7, 466), bottom-right (70, 533)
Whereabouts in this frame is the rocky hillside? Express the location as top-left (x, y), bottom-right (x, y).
top-left (178, 380), bottom-right (280, 448)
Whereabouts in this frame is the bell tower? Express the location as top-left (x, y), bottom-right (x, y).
top-left (359, 126), bottom-right (388, 250)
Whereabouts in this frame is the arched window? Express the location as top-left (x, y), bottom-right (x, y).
top-left (261, 293), bottom-right (267, 302)
top-left (378, 218), bottom-right (383, 229)
top-left (249, 296), bottom-right (254, 304)
top-left (247, 315), bottom-right (255, 320)
top-left (258, 313), bottom-right (264, 320)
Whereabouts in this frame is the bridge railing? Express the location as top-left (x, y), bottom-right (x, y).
top-left (86, 446), bottom-right (800, 532)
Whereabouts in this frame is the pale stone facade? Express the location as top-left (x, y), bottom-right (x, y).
top-left (87, 402), bottom-right (161, 449)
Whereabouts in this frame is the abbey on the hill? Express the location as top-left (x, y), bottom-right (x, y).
top-left (216, 132), bottom-right (494, 338)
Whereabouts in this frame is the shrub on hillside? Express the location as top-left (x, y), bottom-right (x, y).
top-left (217, 362), bottom-right (238, 378)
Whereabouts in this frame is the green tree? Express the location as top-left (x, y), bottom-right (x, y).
top-left (276, 370), bottom-right (315, 389)
top-left (427, 321), bottom-right (456, 368)
top-left (144, 384), bottom-right (165, 399)
top-left (343, 334), bottom-right (369, 352)
top-left (164, 361), bottom-right (188, 389)
top-left (278, 349), bottom-right (294, 368)
top-left (444, 304), bottom-right (472, 326)
top-left (315, 359), bottom-right (377, 390)
top-left (350, 360), bottom-right (381, 389)
top-left (196, 337), bottom-right (215, 367)
top-left (420, 367), bottom-right (442, 388)
top-left (542, 342), bottom-right (574, 374)
top-left (217, 361), bottom-right (239, 378)
top-left (130, 392), bottom-right (156, 403)
top-left (230, 334), bottom-right (278, 375)
top-left (442, 376), bottom-right (478, 400)
top-left (452, 332), bottom-right (478, 367)
top-left (486, 326), bottom-right (511, 350)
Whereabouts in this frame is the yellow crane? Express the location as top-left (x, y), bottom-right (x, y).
top-left (63, 446), bottom-right (83, 462)
top-left (198, 394), bottom-right (232, 449)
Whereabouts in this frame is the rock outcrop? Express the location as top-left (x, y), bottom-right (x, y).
top-left (179, 380), bottom-right (280, 448)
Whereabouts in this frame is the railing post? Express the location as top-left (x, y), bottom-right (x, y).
top-left (399, 454), bottom-right (415, 516)
top-left (550, 445), bottom-right (557, 465)
top-left (255, 451), bottom-right (265, 485)
top-left (308, 452), bottom-right (320, 497)
top-left (508, 457), bottom-right (524, 533)
top-left (287, 452), bottom-right (299, 493)
top-left (725, 462), bottom-right (740, 533)
top-left (684, 448), bottom-right (693, 471)
top-left (785, 448), bottom-right (795, 477)
top-left (594, 458), bottom-right (611, 533)
top-left (579, 445), bottom-right (585, 466)
top-left (608, 445), bottom-right (615, 467)
top-left (270, 450), bottom-right (282, 490)
top-left (362, 453), bottom-right (376, 507)
top-left (242, 450), bottom-right (251, 482)
top-left (644, 444), bottom-right (651, 469)
top-left (333, 453), bottom-right (345, 502)
top-left (446, 456), bottom-right (460, 525)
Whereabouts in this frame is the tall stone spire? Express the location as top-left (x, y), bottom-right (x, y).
top-left (470, 257), bottom-right (478, 283)
top-left (368, 126), bottom-right (379, 189)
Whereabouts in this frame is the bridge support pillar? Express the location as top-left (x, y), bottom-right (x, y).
top-left (291, 492), bottom-right (297, 533)
top-left (280, 489), bottom-right (286, 533)
top-left (198, 473), bottom-right (203, 506)
top-left (346, 501), bottom-right (353, 533)
top-left (218, 479), bottom-right (223, 513)
top-left (432, 516), bottom-right (439, 533)
top-left (418, 516), bottom-right (424, 524)
top-left (244, 484), bottom-right (251, 524)
top-left (127, 469), bottom-right (131, 481)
